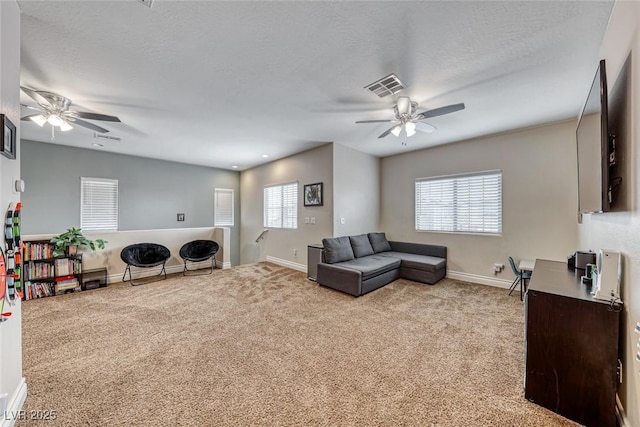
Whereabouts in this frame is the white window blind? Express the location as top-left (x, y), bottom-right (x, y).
top-left (80, 177), bottom-right (119, 231)
top-left (415, 171), bottom-right (502, 234)
top-left (214, 188), bottom-right (234, 227)
top-left (264, 182), bottom-right (298, 229)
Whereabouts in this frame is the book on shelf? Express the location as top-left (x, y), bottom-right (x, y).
top-left (24, 241), bottom-right (55, 261)
top-left (24, 281), bottom-right (55, 300)
top-left (54, 279), bottom-right (80, 294)
top-left (54, 257), bottom-right (81, 276)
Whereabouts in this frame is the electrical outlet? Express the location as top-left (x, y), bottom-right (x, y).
top-left (293, 249), bottom-right (297, 257)
top-left (340, 217), bottom-right (345, 224)
top-left (304, 217), bottom-right (310, 224)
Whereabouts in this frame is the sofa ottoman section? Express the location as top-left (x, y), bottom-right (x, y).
top-left (377, 252), bottom-right (446, 284)
top-left (332, 255), bottom-right (400, 281)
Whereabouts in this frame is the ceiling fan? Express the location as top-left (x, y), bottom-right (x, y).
top-left (356, 96), bottom-right (465, 145)
top-left (20, 86), bottom-right (121, 136)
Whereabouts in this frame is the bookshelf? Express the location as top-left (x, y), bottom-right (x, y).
top-left (23, 240), bottom-right (83, 300)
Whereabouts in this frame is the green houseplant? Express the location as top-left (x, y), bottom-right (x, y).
top-left (51, 227), bottom-right (107, 257)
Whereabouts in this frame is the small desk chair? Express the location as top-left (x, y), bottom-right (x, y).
top-left (508, 256), bottom-right (531, 301)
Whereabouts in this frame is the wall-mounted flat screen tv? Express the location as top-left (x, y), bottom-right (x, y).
top-left (576, 59), bottom-right (610, 214)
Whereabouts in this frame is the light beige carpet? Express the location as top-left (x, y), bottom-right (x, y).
top-left (18, 262), bottom-right (576, 426)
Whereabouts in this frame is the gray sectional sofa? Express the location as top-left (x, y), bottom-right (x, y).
top-left (316, 232), bottom-right (447, 297)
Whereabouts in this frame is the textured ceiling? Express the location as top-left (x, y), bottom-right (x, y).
top-left (18, 1), bottom-right (613, 170)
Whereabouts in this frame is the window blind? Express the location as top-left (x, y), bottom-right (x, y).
top-left (214, 188), bottom-right (234, 226)
top-left (80, 177), bottom-right (119, 231)
top-left (415, 171), bottom-right (502, 234)
top-left (264, 182), bottom-right (298, 229)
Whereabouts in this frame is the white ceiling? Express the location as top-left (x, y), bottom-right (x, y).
top-left (18, 1), bottom-right (613, 171)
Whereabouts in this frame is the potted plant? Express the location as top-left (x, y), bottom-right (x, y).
top-left (51, 227), bottom-right (107, 257)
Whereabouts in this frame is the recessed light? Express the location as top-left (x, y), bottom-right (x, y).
top-left (231, 165), bottom-right (239, 169)
top-left (261, 154), bottom-right (269, 158)
top-left (92, 143), bottom-right (104, 147)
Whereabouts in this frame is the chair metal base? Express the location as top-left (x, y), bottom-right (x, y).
top-left (508, 276), bottom-right (528, 301)
top-left (182, 256), bottom-right (216, 276)
top-left (122, 263), bottom-right (167, 286)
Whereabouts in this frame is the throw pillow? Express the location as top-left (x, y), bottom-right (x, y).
top-left (322, 236), bottom-right (355, 264)
top-left (349, 234), bottom-right (375, 258)
top-left (368, 232), bottom-right (392, 253)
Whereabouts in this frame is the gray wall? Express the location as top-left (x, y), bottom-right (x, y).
top-left (333, 143), bottom-right (380, 236)
top-left (240, 144), bottom-right (333, 266)
top-left (21, 140), bottom-right (241, 265)
top-left (381, 120), bottom-right (579, 280)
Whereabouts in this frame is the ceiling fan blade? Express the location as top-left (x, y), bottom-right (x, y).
top-left (378, 125), bottom-right (399, 139)
top-left (20, 86), bottom-right (52, 107)
top-left (21, 113), bottom-right (44, 121)
top-left (20, 104), bottom-right (44, 112)
top-left (70, 111), bottom-right (121, 122)
top-left (416, 121), bottom-right (436, 134)
top-left (355, 119), bottom-right (394, 124)
top-left (418, 103), bottom-right (465, 119)
top-left (68, 118), bottom-right (110, 133)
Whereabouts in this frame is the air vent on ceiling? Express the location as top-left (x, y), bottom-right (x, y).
top-left (136, 0), bottom-right (154, 8)
top-left (94, 133), bottom-right (121, 142)
top-left (364, 73), bottom-right (405, 98)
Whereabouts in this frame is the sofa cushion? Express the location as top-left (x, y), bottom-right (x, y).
top-left (368, 232), bottom-right (392, 253)
top-left (349, 234), bottom-right (375, 258)
top-left (322, 237), bottom-right (355, 264)
top-left (377, 251), bottom-right (446, 273)
top-left (333, 255), bottom-right (401, 281)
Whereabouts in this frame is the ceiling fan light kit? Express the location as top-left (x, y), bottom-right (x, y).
top-left (356, 94), bottom-right (465, 146)
top-left (20, 86), bottom-right (121, 137)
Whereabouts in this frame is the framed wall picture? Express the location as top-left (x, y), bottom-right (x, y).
top-left (1, 114), bottom-right (16, 160)
top-left (304, 182), bottom-right (323, 207)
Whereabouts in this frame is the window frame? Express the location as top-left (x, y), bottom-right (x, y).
top-left (80, 177), bottom-right (119, 232)
top-left (263, 181), bottom-right (298, 230)
top-left (214, 188), bottom-right (235, 227)
top-left (415, 170), bottom-right (502, 236)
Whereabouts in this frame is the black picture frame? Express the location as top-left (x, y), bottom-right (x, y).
top-left (1, 114), bottom-right (16, 160)
top-left (304, 182), bottom-right (323, 206)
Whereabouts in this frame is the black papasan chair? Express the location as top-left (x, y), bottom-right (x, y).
top-left (121, 243), bottom-right (171, 286)
top-left (179, 240), bottom-right (219, 275)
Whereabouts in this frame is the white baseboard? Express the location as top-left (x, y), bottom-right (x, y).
top-left (446, 270), bottom-right (513, 289)
top-left (1, 378), bottom-right (26, 427)
top-left (107, 259), bottom-right (224, 284)
top-left (265, 256), bottom-right (306, 273)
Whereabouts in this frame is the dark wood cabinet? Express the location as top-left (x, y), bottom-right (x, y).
top-left (525, 259), bottom-right (620, 427)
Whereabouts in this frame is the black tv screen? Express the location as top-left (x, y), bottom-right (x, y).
top-left (576, 60), bottom-right (609, 214)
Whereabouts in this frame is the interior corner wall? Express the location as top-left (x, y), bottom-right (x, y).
top-left (0, 0), bottom-right (25, 422)
top-left (381, 120), bottom-right (579, 281)
top-left (332, 143), bottom-right (380, 237)
top-left (239, 144), bottom-right (333, 267)
top-left (20, 140), bottom-right (241, 266)
top-left (578, 2), bottom-right (640, 425)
